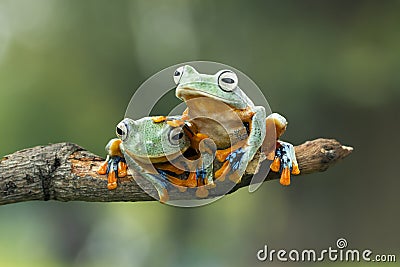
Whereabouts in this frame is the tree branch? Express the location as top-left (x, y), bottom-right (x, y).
top-left (0, 139), bottom-right (353, 205)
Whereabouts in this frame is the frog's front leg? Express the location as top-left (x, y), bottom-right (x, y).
top-left (97, 138), bottom-right (128, 190)
top-left (216, 106), bottom-right (266, 183)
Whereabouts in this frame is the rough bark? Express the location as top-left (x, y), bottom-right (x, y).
top-left (0, 139), bottom-right (353, 205)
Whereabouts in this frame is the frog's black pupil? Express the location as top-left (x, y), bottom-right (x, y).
top-left (222, 77), bottom-right (234, 84)
top-left (172, 132), bottom-right (184, 141)
top-left (174, 71), bottom-right (180, 76)
top-left (117, 127), bottom-right (124, 136)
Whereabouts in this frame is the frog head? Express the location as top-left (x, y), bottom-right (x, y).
top-left (174, 65), bottom-right (253, 109)
top-left (116, 117), bottom-right (190, 164)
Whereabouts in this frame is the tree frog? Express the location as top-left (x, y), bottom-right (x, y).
top-left (97, 116), bottom-right (215, 201)
top-left (172, 65), bottom-right (299, 185)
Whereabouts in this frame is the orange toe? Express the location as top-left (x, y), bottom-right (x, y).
top-left (270, 157), bottom-right (281, 172)
top-left (196, 133), bottom-right (209, 140)
top-left (279, 167), bottom-right (291, 186)
top-left (152, 116), bottom-right (167, 123)
top-left (216, 149), bottom-right (230, 162)
top-left (186, 172), bottom-right (198, 188)
top-left (292, 164), bottom-right (300, 175)
top-left (177, 186), bottom-right (187, 192)
top-left (107, 171), bottom-right (118, 190)
top-left (167, 119), bottom-right (185, 127)
top-left (118, 161), bottom-right (128, 177)
top-left (97, 161), bottom-right (108, 175)
top-left (181, 108), bottom-right (190, 120)
top-left (196, 187), bottom-right (209, 198)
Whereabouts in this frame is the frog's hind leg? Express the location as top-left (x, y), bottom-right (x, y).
top-left (224, 147), bottom-right (247, 183)
top-left (215, 106), bottom-right (266, 184)
top-left (236, 106), bottom-right (267, 180)
top-left (272, 141), bottom-right (300, 186)
top-left (215, 140), bottom-right (247, 162)
top-left (213, 140), bottom-right (248, 183)
top-left (214, 145), bottom-right (248, 183)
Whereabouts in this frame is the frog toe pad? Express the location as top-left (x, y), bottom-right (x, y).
top-left (107, 170), bottom-right (118, 190)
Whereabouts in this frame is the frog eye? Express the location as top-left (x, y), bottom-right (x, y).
top-left (218, 70), bottom-right (238, 92)
top-left (173, 66), bottom-right (184, 84)
top-left (168, 127), bottom-right (184, 146)
top-left (116, 121), bottom-right (128, 141)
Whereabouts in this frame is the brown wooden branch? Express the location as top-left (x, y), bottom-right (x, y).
top-left (0, 139), bottom-right (353, 205)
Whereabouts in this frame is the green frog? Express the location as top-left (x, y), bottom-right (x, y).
top-left (97, 116), bottom-right (215, 202)
top-left (98, 65), bottom-right (300, 202)
top-left (172, 65), bottom-right (299, 185)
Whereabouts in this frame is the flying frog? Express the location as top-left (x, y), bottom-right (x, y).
top-left (172, 65), bottom-right (299, 185)
top-left (97, 116), bottom-right (215, 201)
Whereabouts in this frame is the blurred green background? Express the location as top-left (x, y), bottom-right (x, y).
top-left (0, 0), bottom-right (399, 266)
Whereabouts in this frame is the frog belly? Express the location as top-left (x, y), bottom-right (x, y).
top-left (190, 118), bottom-right (248, 149)
top-left (186, 97), bottom-right (248, 149)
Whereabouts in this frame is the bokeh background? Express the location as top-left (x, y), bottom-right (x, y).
top-left (0, 1), bottom-right (399, 266)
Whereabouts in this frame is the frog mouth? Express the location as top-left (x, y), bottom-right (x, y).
top-left (124, 148), bottom-right (186, 164)
top-left (176, 86), bottom-right (240, 107)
